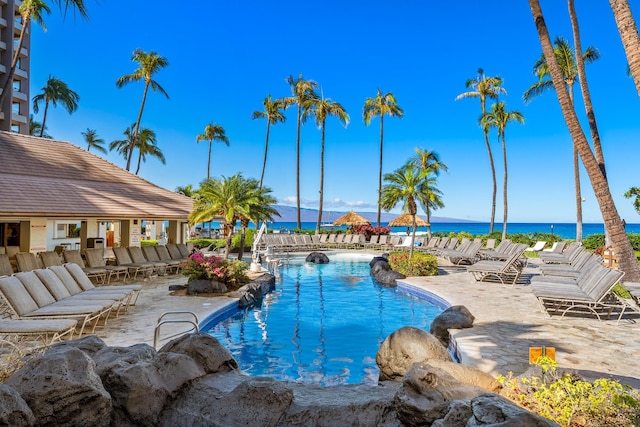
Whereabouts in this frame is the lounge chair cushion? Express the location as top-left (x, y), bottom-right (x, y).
top-left (34, 269), bottom-right (73, 300)
top-left (0, 276), bottom-right (40, 315)
top-left (0, 319), bottom-right (77, 334)
top-left (64, 263), bottom-right (97, 291)
top-left (15, 271), bottom-right (58, 307)
top-left (49, 265), bottom-right (85, 295)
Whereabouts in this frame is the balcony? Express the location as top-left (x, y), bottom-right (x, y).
top-left (11, 112), bottom-right (27, 124)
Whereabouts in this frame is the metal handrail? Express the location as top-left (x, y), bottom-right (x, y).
top-left (153, 310), bottom-right (199, 348)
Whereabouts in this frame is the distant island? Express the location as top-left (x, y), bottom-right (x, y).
top-left (271, 205), bottom-right (478, 224)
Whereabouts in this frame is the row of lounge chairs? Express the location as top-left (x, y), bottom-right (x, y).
top-left (0, 263), bottom-right (143, 345)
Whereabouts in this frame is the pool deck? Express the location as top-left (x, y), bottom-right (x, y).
top-left (95, 251), bottom-right (640, 388)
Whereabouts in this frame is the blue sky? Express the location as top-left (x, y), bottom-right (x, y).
top-left (29, 1), bottom-right (640, 223)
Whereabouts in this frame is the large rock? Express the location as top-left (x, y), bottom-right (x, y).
top-left (0, 384), bottom-right (35, 427)
top-left (374, 269), bottom-right (406, 287)
top-left (369, 255), bottom-right (389, 268)
top-left (430, 305), bottom-right (475, 348)
top-left (426, 359), bottom-right (502, 392)
top-left (187, 279), bottom-right (227, 295)
top-left (50, 334), bottom-right (107, 357)
top-left (377, 327), bottom-right (452, 381)
top-left (305, 252), bottom-right (330, 264)
top-left (468, 394), bottom-right (559, 426)
top-left (158, 332), bottom-right (239, 374)
top-left (371, 259), bottom-right (391, 276)
top-left (5, 346), bottom-right (111, 427)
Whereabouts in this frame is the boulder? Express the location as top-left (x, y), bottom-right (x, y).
top-left (305, 252), bottom-right (330, 264)
top-left (168, 284), bottom-right (187, 292)
top-left (377, 326), bottom-right (452, 381)
top-left (369, 255), bottom-right (388, 268)
top-left (158, 333), bottom-right (239, 374)
top-left (5, 346), bottom-right (111, 427)
top-left (50, 334), bottom-right (107, 357)
top-left (431, 400), bottom-right (474, 427)
top-left (371, 260), bottom-right (391, 276)
top-left (0, 384), bottom-right (35, 427)
top-left (468, 394), bottom-right (559, 426)
top-left (187, 279), bottom-right (227, 295)
top-left (425, 360), bottom-right (502, 392)
top-left (394, 362), bottom-right (487, 426)
top-left (374, 269), bottom-right (406, 286)
top-left (430, 305), bottom-right (475, 348)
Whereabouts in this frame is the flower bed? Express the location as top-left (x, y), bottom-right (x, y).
top-left (181, 253), bottom-right (250, 291)
top-left (388, 252), bottom-right (438, 277)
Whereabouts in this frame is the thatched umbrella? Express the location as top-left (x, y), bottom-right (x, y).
top-left (332, 210), bottom-right (371, 226)
top-left (388, 213), bottom-right (429, 227)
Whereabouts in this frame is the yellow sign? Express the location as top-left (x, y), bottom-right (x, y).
top-left (529, 347), bottom-right (556, 364)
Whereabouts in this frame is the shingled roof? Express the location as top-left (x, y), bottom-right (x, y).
top-left (0, 132), bottom-right (192, 219)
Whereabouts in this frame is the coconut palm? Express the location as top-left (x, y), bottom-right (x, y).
top-left (235, 182), bottom-right (279, 261)
top-left (29, 115), bottom-right (51, 138)
top-left (524, 37), bottom-right (600, 242)
top-left (133, 128), bottom-right (164, 175)
top-left (407, 148), bottom-right (447, 239)
top-left (175, 184), bottom-right (198, 199)
top-left (116, 49), bottom-right (169, 171)
top-left (529, 0), bottom-right (640, 281)
top-left (252, 94), bottom-right (287, 188)
top-left (363, 89), bottom-right (404, 226)
top-left (109, 125), bottom-right (136, 161)
top-left (32, 76), bottom-right (79, 137)
top-left (196, 123), bottom-right (229, 180)
top-left (304, 96), bottom-right (350, 234)
top-left (481, 101), bottom-right (524, 241)
top-left (455, 69), bottom-right (506, 234)
top-left (609, 0), bottom-right (640, 96)
top-left (381, 163), bottom-right (429, 259)
top-left (624, 187), bottom-right (640, 214)
top-left (285, 73), bottom-right (319, 229)
top-left (81, 128), bottom-right (106, 154)
top-left (0, 0), bottom-right (88, 109)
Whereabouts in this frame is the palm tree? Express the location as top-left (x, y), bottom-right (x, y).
top-left (175, 184), bottom-right (198, 199)
top-left (285, 73), bottom-right (319, 229)
top-left (32, 75), bottom-right (80, 137)
top-left (481, 102), bottom-right (524, 241)
top-left (133, 128), bottom-right (164, 175)
top-left (529, 0), bottom-right (640, 281)
top-left (29, 115), bottom-right (51, 138)
top-left (196, 123), bottom-right (229, 180)
top-left (81, 128), bottom-right (106, 154)
top-left (235, 182), bottom-right (279, 261)
top-left (0, 0), bottom-right (88, 109)
top-left (363, 89), bottom-right (404, 226)
top-left (116, 49), bottom-right (169, 171)
top-left (609, 0), bottom-right (640, 96)
top-left (623, 187), bottom-right (640, 214)
top-left (304, 96), bottom-right (350, 234)
top-left (407, 148), bottom-right (447, 239)
top-left (252, 94), bottom-right (287, 188)
top-left (190, 174), bottom-right (278, 260)
top-left (455, 69), bottom-right (506, 234)
top-left (524, 37), bottom-right (599, 242)
top-left (381, 163), bottom-right (429, 259)
top-left (109, 125), bottom-right (136, 161)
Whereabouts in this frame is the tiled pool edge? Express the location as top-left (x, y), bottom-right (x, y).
top-left (198, 299), bottom-right (240, 331)
top-left (396, 279), bottom-right (462, 364)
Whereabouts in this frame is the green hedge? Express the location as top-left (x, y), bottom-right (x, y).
top-left (582, 233), bottom-right (640, 251)
top-left (388, 252), bottom-right (438, 277)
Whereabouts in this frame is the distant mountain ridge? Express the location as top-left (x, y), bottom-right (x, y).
top-left (272, 205), bottom-right (476, 223)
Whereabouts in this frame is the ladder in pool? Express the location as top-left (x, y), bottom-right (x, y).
top-left (252, 220), bottom-right (268, 256)
top-left (153, 310), bottom-right (199, 349)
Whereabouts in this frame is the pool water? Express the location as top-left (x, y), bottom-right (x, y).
top-left (203, 254), bottom-right (443, 386)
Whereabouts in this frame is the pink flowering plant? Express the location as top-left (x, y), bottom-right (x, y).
top-left (181, 253), bottom-right (250, 289)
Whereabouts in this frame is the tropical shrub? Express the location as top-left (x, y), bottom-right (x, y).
top-left (583, 234), bottom-right (605, 250)
top-left (181, 252), bottom-right (249, 290)
top-left (187, 238), bottom-right (215, 249)
top-left (388, 252), bottom-right (438, 277)
top-left (231, 229), bottom-right (256, 249)
top-left (353, 225), bottom-right (391, 239)
top-left (141, 239), bottom-right (158, 246)
top-left (498, 357), bottom-right (640, 426)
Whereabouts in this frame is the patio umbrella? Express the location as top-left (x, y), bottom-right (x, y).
top-left (332, 210), bottom-right (371, 226)
top-left (387, 213), bottom-right (429, 227)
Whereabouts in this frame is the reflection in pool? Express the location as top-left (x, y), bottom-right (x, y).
top-left (203, 254), bottom-right (443, 386)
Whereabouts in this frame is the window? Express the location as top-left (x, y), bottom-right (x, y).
top-left (55, 222), bottom-right (81, 238)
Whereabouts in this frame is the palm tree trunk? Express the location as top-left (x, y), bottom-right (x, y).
top-left (484, 128), bottom-right (497, 234)
top-left (569, 0), bottom-right (606, 177)
top-left (207, 140), bottom-right (212, 180)
top-left (530, 0), bottom-right (640, 281)
top-left (0, 14), bottom-right (30, 108)
top-left (238, 225), bottom-right (247, 260)
top-left (39, 101), bottom-right (50, 138)
top-left (609, 0), bottom-right (640, 96)
top-left (260, 121), bottom-right (271, 188)
top-left (296, 104), bottom-right (302, 230)
top-left (316, 122), bottom-right (326, 234)
top-left (224, 223), bottom-right (233, 261)
top-left (574, 146), bottom-right (583, 242)
top-left (426, 205), bottom-right (432, 240)
top-left (409, 214), bottom-right (417, 259)
top-left (128, 81), bottom-right (150, 171)
top-left (135, 152), bottom-right (142, 175)
top-left (501, 133), bottom-right (508, 241)
top-left (377, 115), bottom-right (384, 227)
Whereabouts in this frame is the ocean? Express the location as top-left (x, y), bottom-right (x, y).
top-left (201, 221), bottom-right (640, 240)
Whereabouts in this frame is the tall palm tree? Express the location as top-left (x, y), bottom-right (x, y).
top-left (529, 0), bottom-right (640, 281)
top-left (252, 94), bottom-right (287, 188)
top-left (196, 123), bottom-right (229, 180)
top-left (32, 76), bottom-right (79, 137)
top-left (134, 128), bottom-right (164, 175)
top-left (363, 89), bottom-right (404, 226)
top-left (175, 184), bottom-right (198, 199)
top-left (609, 0), bottom-right (640, 96)
top-left (29, 115), bottom-right (51, 138)
top-left (116, 49), bottom-right (169, 171)
top-left (81, 128), bottom-right (106, 154)
top-left (0, 0), bottom-right (88, 109)
top-left (481, 101), bottom-right (524, 241)
top-left (524, 36), bottom-right (600, 243)
top-left (304, 96), bottom-right (350, 234)
top-left (407, 148), bottom-right (447, 239)
top-left (285, 73), bottom-right (319, 229)
top-left (109, 124), bottom-right (137, 161)
top-left (455, 69), bottom-right (506, 234)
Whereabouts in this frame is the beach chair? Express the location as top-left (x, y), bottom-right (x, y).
top-left (84, 248), bottom-right (130, 284)
top-left (39, 251), bottom-right (64, 268)
top-left (440, 240), bottom-right (483, 265)
top-left (0, 254), bottom-right (14, 276)
top-left (112, 247), bottom-right (154, 280)
top-left (376, 235), bottom-right (389, 249)
top-left (478, 239), bottom-right (512, 261)
top-left (0, 318), bottom-right (77, 347)
top-left (524, 241), bottom-right (546, 255)
top-left (154, 246), bottom-right (182, 273)
top-left (542, 241), bottom-right (566, 253)
top-left (176, 244), bottom-right (192, 258)
top-left (141, 246), bottom-right (171, 275)
top-left (166, 244), bottom-right (189, 263)
top-left (466, 244), bottom-right (528, 284)
top-left (364, 234), bottom-right (380, 249)
top-left (129, 246), bottom-right (166, 275)
top-left (62, 250), bottom-right (108, 285)
top-left (539, 242), bottom-right (583, 264)
top-left (538, 251), bottom-right (602, 279)
top-left (484, 238), bottom-right (496, 249)
top-left (15, 252), bottom-right (41, 272)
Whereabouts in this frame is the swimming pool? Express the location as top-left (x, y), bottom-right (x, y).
top-left (202, 253), bottom-right (444, 386)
